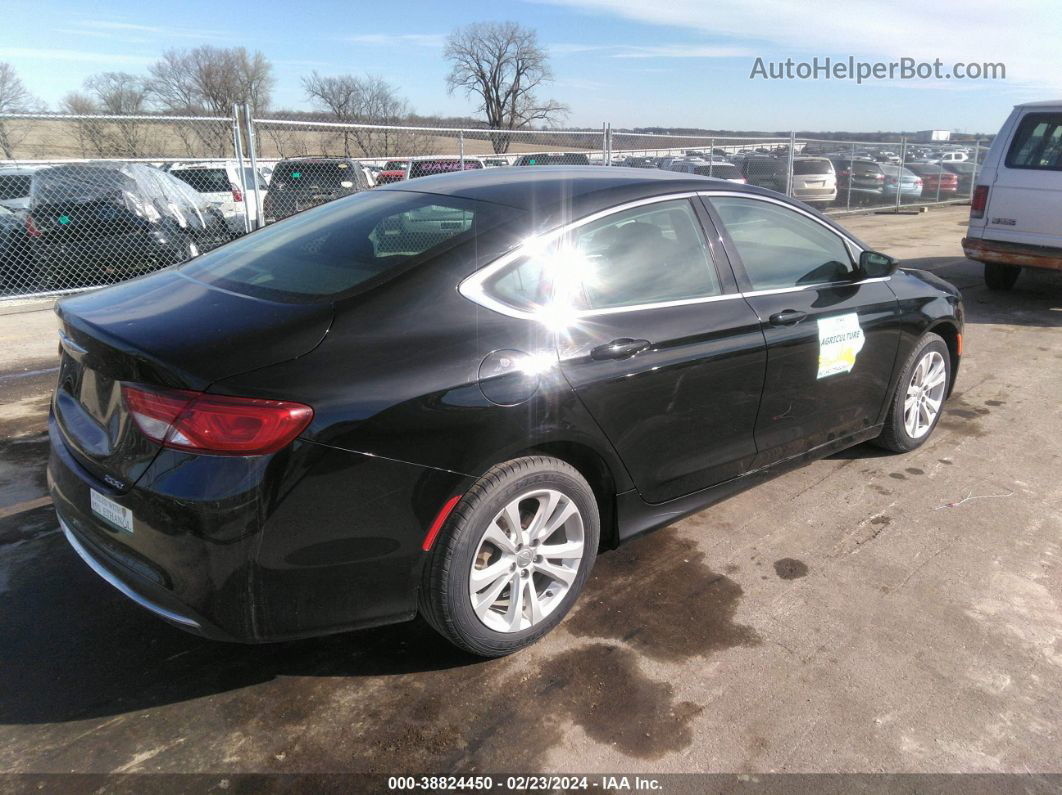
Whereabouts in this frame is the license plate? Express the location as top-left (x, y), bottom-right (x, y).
top-left (90, 489), bottom-right (134, 534)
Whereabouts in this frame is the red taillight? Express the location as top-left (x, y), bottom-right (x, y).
top-left (230, 182), bottom-right (243, 203)
top-left (874, 173), bottom-right (885, 181)
top-left (839, 169), bottom-right (851, 177)
top-left (971, 185), bottom-right (989, 219)
top-left (25, 215), bottom-right (41, 237)
top-left (121, 384), bottom-right (313, 456)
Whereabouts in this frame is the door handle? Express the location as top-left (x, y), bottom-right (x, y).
top-left (591, 338), bottom-right (652, 360)
top-left (769, 309), bottom-right (807, 326)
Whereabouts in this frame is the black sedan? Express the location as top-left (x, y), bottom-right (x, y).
top-left (48, 167), bottom-right (963, 656)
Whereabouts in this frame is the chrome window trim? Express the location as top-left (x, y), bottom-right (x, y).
top-left (459, 189), bottom-right (887, 322)
top-left (60, 517), bottom-right (202, 629)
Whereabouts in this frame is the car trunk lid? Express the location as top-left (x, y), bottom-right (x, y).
top-left (53, 268), bottom-right (333, 492)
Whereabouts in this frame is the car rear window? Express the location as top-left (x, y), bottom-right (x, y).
top-left (273, 161), bottom-right (359, 189)
top-left (180, 190), bottom-right (516, 301)
top-left (693, 164), bottom-right (741, 179)
top-left (793, 159), bottom-right (833, 176)
top-left (0, 174), bottom-right (32, 200)
top-left (170, 168), bottom-right (231, 194)
top-left (1005, 113), bottom-right (1062, 171)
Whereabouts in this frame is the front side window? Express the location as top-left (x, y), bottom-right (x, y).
top-left (482, 198), bottom-right (721, 313)
top-left (1005, 113), bottom-right (1062, 171)
top-left (710, 197), bottom-right (855, 290)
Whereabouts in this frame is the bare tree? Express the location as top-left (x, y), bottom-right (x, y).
top-left (149, 46), bottom-right (274, 156)
top-left (444, 22), bottom-right (567, 153)
top-left (302, 72), bottom-right (408, 156)
top-left (60, 73), bottom-right (153, 157)
top-left (0, 62), bottom-right (41, 158)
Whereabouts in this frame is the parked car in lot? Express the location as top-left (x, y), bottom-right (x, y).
top-left (26, 163), bottom-right (230, 290)
top-left (167, 161), bottom-right (270, 236)
top-left (375, 160), bottom-right (409, 185)
top-left (880, 165), bottom-right (924, 202)
top-left (483, 158), bottom-right (511, 168)
top-left (50, 167), bottom-right (963, 657)
top-left (0, 204), bottom-right (33, 294)
top-left (905, 163), bottom-right (959, 198)
top-left (262, 157), bottom-right (371, 222)
top-left (829, 158), bottom-right (887, 204)
top-left (789, 157), bottom-right (838, 206)
top-left (936, 151), bottom-right (969, 163)
top-left (963, 100), bottom-right (1062, 289)
top-left (668, 161), bottom-right (746, 183)
top-left (941, 162), bottom-right (978, 194)
top-left (407, 157), bottom-right (486, 179)
top-left (514, 153), bottom-right (591, 166)
top-left (0, 165), bottom-right (44, 212)
top-left (731, 154), bottom-right (787, 192)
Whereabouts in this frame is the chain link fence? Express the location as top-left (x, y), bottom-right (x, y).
top-left (0, 110), bottom-right (984, 300)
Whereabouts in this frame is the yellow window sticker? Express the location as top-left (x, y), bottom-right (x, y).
top-left (818, 313), bottom-right (865, 378)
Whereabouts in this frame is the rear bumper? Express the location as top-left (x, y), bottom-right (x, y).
top-left (961, 237), bottom-right (1062, 271)
top-left (49, 413), bottom-right (472, 642)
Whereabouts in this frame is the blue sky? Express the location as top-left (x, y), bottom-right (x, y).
top-left (1, 0), bottom-right (1059, 134)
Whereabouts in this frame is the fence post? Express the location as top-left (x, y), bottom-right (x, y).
top-left (786, 131), bottom-right (796, 196)
top-left (459, 130), bottom-right (464, 168)
top-left (709, 137), bottom-right (714, 177)
top-left (243, 103), bottom-right (264, 230)
top-left (846, 141), bottom-right (855, 211)
top-left (969, 139), bottom-right (982, 201)
top-left (895, 136), bottom-right (907, 212)
top-left (231, 104), bottom-right (252, 235)
top-left (602, 123), bottom-right (607, 165)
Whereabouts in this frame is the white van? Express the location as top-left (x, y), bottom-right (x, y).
top-left (938, 151), bottom-right (969, 163)
top-left (963, 100), bottom-right (1062, 289)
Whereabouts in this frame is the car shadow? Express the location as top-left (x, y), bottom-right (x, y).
top-left (0, 519), bottom-right (486, 726)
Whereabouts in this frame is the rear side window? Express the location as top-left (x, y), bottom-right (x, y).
top-left (181, 190), bottom-right (513, 301)
top-left (273, 161), bottom-right (359, 189)
top-left (0, 174), bottom-right (32, 200)
top-left (483, 199), bottom-right (720, 313)
top-left (711, 197), bottom-right (855, 290)
top-left (170, 168), bottom-right (231, 193)
top-left (1005, 113), bottom-right (1062, 171)
top-left (793, 159), bottom-right (833, 176)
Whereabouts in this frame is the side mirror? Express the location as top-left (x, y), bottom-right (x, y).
top-left (858, 250), bottom-right (899, 279)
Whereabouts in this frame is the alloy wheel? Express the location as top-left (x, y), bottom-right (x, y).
top-left (903, 350), bottom-right (947, 439)
top-left (468, 489), bottom-right (585, 633)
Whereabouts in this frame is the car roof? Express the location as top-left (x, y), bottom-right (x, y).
top-left (376, 165), bottom-right (803, 217)
top-left (1014, 99), bottom-right (1062, 108)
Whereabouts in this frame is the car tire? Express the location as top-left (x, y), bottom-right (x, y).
top-left (419, 456), bottom-right (599, 657)
top-left (873, 332), bottom-right (951, 453)
top-left (984, 262), bottom-right (1020, 291)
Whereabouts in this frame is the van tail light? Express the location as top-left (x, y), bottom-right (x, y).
top-left (971, 185), bottom-right (989, 219)
top-left (25, 215), bottom-right (42, 237)
top-left (122, 384), bottom-right (313, 456)
top-left (838, 169), bottom-right (851, 177)
top-left (230, 182), bottom-right (243, 203)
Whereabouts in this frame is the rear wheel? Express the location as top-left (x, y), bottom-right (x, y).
top-left (873, 332), bottom-right (951, 453)
top-left (984, 262), bottom-right (1020, 290)
top-left (419, 456), bottom-right (599, 657)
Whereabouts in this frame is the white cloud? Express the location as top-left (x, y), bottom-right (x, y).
top-left (345, 33), bottom-right (445, 48)
top-left (0, 47), bottom-right (154, 65)
top-left (551, 42), bottom-right (752, 58)
top-left (536, 0), bottom-right (1062, 91)
top-left (79, 20), bottom-right (231, 40)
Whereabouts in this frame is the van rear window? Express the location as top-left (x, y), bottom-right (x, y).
top-left (1005, 113), bottom-right (1062, 171)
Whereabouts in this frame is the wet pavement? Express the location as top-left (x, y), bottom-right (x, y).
top-left (1, 207), bottom-right (1060, 774)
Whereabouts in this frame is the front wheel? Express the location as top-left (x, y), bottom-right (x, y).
top-left (419, 456), bottom-right (599, 657)
top-left (873, 332), bottom-right (951, 453)
top-left (984, 262), bottom-right (1020, 290)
